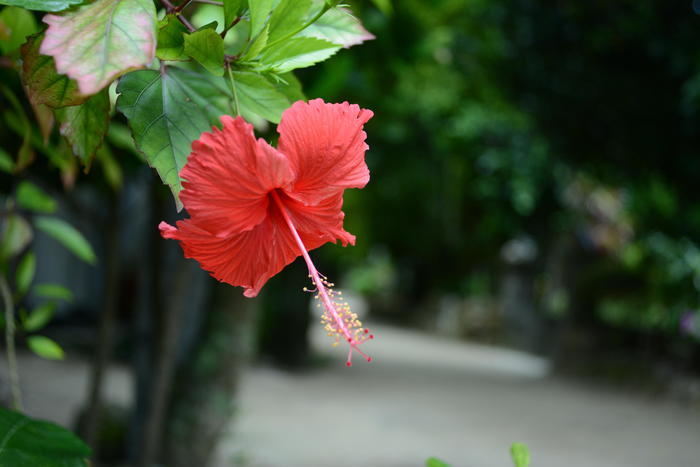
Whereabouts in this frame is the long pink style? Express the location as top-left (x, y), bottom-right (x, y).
top-left (271, 191), bottom-right (373, 366)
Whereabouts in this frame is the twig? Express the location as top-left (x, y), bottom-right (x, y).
top-left (178, 15), bottom-right (196, 32)
top-left (174, 0), bottom-right (193, 11)
top-left (225, 63), bottom-right (240, 116)
top-left (160, 0), bottom-right (177, 11)
top-left (221, 15), bottom-right (241, 38)
top-left (1, 275), bottom-right (22, 411)
top-left (159, 0), bottom-right (196, 32)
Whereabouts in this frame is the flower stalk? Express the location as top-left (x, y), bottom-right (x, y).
top-left (271, 190), bottom-right (373, 366)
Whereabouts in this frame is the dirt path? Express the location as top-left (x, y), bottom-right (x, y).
top-left (10, 323), bottom-right (699, 467)
top-left (214, 324), bottom-right (700, 467)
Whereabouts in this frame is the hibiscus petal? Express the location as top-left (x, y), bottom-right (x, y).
top-left (179, 115), bottom-right (295, 236)
top-left (277, 99), bottom-right (373, 205)
top-left (159, 206), bottom-right (297, 297)
top-left (159, 189), bottom-right (355, 297)
top-left (280, 190), bottom-right (356, 248)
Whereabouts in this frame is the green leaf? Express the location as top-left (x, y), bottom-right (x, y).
top-left (241, 22), bottom-right (268, 61)
top-left (55, 89), bottom-right (110, 168)
top-left (156, 15), bottom-right (188, 61)
top-left (300, 7), bottom-right (375, 48)
top-left (16, 181), bottom-right (57, 213)
top-left (0, 407), bottom-right (91, 466)
top-left (107, 122), bottom-right (140, 157)
top-left (257, 37), bottom-right (339, 73)
top-left (0, 147), bottom-right (14, 173)
top-left (510, 442), bottom-right (531, 467)
top-left (271, 71), bottom-right (304, 102)
top-left (266, 0), bottom-right (313, 44)
top-left (0, 215), bottom-right (32, 261)
top-left (0, 6), bottom-right (38, 54)
top-left (15, 251), bottom-right (36, 295)
top-left (248, 0), bottom-right (273, 38)
top-left (34, 283), bottom-right (73, 302)
top-left (233, 71), bottom-right (291, 123)
top-left (23, 302), bottom-right (55, 332)
top-left (34, 216), bottom-right (96, 265)
top-left (116, 67), bottom-right (230, 207)
top-left (40, 0), bottom-right (157, 95)
top-left (0, 0), bottom-right (85, 12)
top-left (96, 144), bottom-right (123, 190)
top-left (426, 457), bottom-right (451, 467)
top-left (183, 28), bottom-right (224, 76)
top-left (27, 335), bottom-right (64, 360)
top-left (223, 0), bottom-right (245, 30)
top-left (21, 32), bottom-right (86, 109)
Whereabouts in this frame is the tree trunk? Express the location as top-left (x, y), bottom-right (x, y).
top-left (165, 282), bottom-right (253, 467)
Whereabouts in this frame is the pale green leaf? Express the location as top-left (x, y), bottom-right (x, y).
top-left (0, 215), bottom-right (32, 261)
top-left (270, 71), bottom-right (304, 102)
top-left (241, 23), bottom-right (268, 61)
top-left (0, 0), bottom-right (85, 12)
top-left (34, 216), bottom-right (96, 264)
top-left (184, 28), bottom-right (224, 76)
top-left (16, 181), bottom-right (56, 213)
top-left (0, 407), bottom-right (91, 466)
top-left (96, 144), bottom-right (123, 190)
top-left (40, 0), bottom-right (157, 95)
top-left (27, 335), bottom-right (64, 360)
top-left (257, 37), bottom-right (339, 73)
top-left (34, 283), bottom-right (73, 302)
top-left (248, 0), bottom-right (272, 38)
top-left (190, 4), bottom-right (223, 33)
top-left (55, 89), bottom-right (111, 168)
top-left (0, 6), bottom-right (38, 54)
top-left (233, 71), bottom-right (291, 123)
top-left (300, 7), bottom-right (374, 48)
top-left (267, 0), bottom-right (313, 44)
top-left (15, 251), bottom-right (36, 295)
top-left (426, 457), bottom-right (451, 467)
top-left (156, 15), bottom-right (189, 61)
top-left (0, 147), bottom-right (14, 173)
top-left (223, 0), bottom-right (245, 30)
top-left (23, 302), bottom-right (55, 332)
top-left (510, 443), bottom-right (531, 467)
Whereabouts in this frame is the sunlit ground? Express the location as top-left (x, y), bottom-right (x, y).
top-left (13, 322), bottom-right (700, 467)
top-left (215, 323), bottom-right (700, 467)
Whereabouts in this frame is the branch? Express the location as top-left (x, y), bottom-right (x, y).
top-left (1, 274), bottom-right (22, 411)
top-left (221, 15), bottom-right (241, 38)
top-left (159, 0), bottom-right (196, 32)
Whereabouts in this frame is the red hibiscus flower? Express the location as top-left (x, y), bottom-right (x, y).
top-left (159, 99), bottom-right (374, 365)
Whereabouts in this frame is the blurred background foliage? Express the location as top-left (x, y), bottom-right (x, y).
top-left (300, 0), bottom-right (700, 366)
top-left (2, 0), bottom-right (700, 462)
top-left (3, 0), bottom-right (700, 363)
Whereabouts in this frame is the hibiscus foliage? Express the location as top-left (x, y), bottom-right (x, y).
top-left (0, 0), bottom-right (374, 462)
top-left (0, 0), bottom-right (373, 208)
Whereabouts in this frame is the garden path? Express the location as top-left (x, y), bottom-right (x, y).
top-left (14, 323), bottom-right (700, 467)
top-left (214, 323), bottom-right (700, 467)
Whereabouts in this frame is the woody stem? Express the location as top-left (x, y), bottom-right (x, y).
top-left (270, 191), bottom-right (354, 342)
top-left (1, 275), bottom-right (22, 411)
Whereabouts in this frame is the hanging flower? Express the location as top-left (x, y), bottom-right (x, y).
top-left (159, 99), bottom-right (374, 365)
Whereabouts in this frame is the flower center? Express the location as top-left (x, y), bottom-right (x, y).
top-left (270, 190), bottom-right (373, 366)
